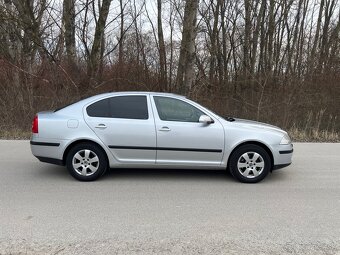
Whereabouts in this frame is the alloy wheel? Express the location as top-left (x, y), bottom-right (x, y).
top-left (237, 151), bottom-right (265, 179)
top-left (72, 149), bottom-right (100, 176)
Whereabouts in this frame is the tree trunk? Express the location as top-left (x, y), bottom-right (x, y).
top-left (87, 0), bottom-right (112, 80)
top-left (310, 0), bottom-right (325, 70)
top-left (3, 0), bottom-right (24, 105)
top-left (157, 0), bottom-right (167, 91)
top-left (209, 0), bottom-right (220, 82)
top-left (63, 0), bottom-right (76, 64)
top-left (176, 0), bottom-right (199, 95)
top-left (118, 0), bottom-right (125, 65)
top-left (243, 0), bottom-right (251, 78)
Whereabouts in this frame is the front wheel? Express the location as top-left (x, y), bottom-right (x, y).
top-left (66, 143), bottom-right (108, 181)
top-left (229, 144), bottom-right (271, 183)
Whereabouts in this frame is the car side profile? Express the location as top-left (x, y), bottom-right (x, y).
top-left (30, 92), bottom-right (293, 183)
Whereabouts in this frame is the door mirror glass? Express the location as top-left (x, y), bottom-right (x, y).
top-left (199, 115), bottom-right (214, 124)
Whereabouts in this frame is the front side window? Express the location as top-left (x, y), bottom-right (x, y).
top-left (153, 96), bottom-right (204, 122)
top-left (87, 96), bottom-right (148, 120)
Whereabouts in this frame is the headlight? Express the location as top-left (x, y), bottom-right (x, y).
top-left (280, 134), bottom-right (291, 145)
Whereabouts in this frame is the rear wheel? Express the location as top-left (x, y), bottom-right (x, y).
top-left (229, 144), bottom-right (271, 183)
top-left (66, 143), bottom-right (108, 181)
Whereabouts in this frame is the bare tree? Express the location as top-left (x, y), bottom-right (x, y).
top-left (176, 0), bottom-right (199, 95)
top-left (63, 0), bottom-right (76, 63)
top-left (157, 0), bottom-right (167, 91)
top-left (87, 0), bottom-right (112, 80)
top-left (118, 0), bottom-right (126, 64)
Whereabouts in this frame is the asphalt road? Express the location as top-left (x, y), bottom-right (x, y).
top-left (0, 141), bottom-right (340, 255)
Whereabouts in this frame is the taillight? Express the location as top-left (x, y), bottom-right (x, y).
top-left (32, 115), bottom-right (38, 133)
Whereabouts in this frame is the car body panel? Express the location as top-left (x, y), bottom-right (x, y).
top-left (219, 119), bottom-right (293, 167)
top-left (84, 94), bottom-right (157, 164)
top-left (150, 95), bottom-right (225, 166)
top-left (30, 91), bottom-right (293, 171)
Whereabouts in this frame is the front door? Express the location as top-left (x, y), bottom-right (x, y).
top-left (151, 96), bottom-right (224, 166)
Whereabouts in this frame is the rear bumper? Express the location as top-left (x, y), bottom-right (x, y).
top-left (35, 156), bottom-right (64, 165)
top-left (30, 138), bottom-right (67, 162)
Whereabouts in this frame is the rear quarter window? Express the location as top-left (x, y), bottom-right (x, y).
top-left (86, 98), bottom-right (110, 117)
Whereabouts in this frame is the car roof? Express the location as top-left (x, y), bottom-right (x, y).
top-left (55, 91), bottom-right (186, 113)
top-left (85, 91), bottom-right (186, 102)
top-left (107, 91), bottom-right (185, 97)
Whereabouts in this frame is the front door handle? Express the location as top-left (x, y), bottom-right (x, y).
top-left (95, 124), bottom-right (107, 129)
top-left (159, 126), bottom-right (171, 132)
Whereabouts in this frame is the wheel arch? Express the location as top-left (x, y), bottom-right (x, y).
top-left (227, 141), bottom-right (274, 171)
top-left (62, 139), bottom-right (109, 166)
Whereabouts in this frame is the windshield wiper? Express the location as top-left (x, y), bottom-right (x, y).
top-left (225, 117), bottom-right (235, 122)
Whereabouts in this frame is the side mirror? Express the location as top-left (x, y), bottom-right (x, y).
top-left (199, 115), bottom-right (214, 124)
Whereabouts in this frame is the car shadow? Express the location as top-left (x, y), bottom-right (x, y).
top-left (265, 168), bottom-right (291, 183)
top-left (34, 163), bottom-right (290, 184)
top-left (34, 163), bottom-right (234, 182)
top-left (34, 164), bottom-right (72, 181)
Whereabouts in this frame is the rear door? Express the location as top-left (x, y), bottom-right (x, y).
top-left (84, 94), bottom-right (156, 164)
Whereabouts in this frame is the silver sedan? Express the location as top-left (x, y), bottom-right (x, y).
top-left (30, 92), bottom-right (293, 183)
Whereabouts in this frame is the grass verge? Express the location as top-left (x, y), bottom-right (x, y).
top-left (289, 128), bottom-right (340, 142)
top-left (0, 129), bottom-right (32, 140)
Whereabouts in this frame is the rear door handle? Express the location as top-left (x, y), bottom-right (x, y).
top-left (95, 124), bottom-right (107, 129)
top-left (159, 126), bottom-right (171, 132)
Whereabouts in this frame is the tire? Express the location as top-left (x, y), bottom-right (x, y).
top-left (229, 144), bottom-right (271, 183)
top-left (66, 142), bottom-right (108, 181)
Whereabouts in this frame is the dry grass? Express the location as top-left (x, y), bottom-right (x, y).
top-left (288, 110), bottom-right (339, 142)
top-left (0, 129), bottom-right (31, 140)
top-left (289, 128), bottom-right (340, 142)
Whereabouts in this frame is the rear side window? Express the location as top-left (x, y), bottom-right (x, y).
top-left (87, 96), bottom-right (148, 120)
top-left (110, 96), bottom-right (148, 119)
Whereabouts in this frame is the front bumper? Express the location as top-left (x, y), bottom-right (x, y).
top-left (271, 143), bottom-right (293, 170)
top-left (273, 163), bottom-right (291, 171)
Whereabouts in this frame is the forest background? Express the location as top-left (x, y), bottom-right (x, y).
top-left (0, 0), bottom-right (339, 141)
